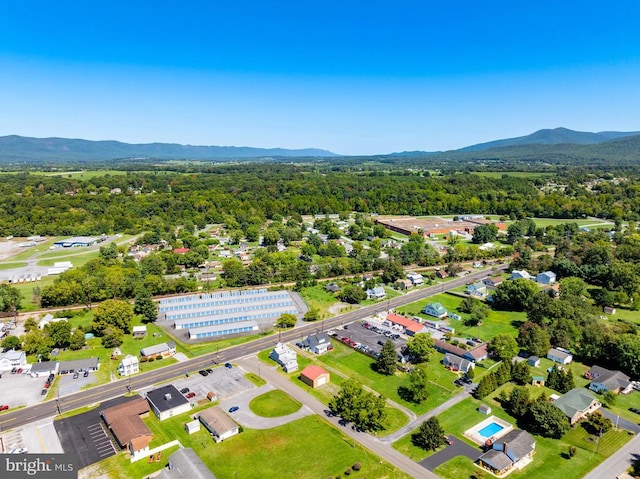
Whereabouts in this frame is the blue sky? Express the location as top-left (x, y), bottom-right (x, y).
top-left (1, 1), bottom-right (639, 155)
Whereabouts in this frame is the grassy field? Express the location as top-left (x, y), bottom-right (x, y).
top-left (472, 172), bottom-right (556, 179)
top-left (0, 261), bottom-right (27, 270)
top-left (4, 237), bottom-right (60, 261)
top-left (114, 411), bottom-right (412, 479)
top-left (315, 341), bottom-right (461, 415)
top-left (395, 292), bottom-right (524, 340)
top-left (40, 170), bottom-right (130, 179)
top-left (299, 285), bottom-right (341, 318)
top-left (529, 218), bottom-right (613, 228)
top-left (249, 390), bottom-right (302, 417)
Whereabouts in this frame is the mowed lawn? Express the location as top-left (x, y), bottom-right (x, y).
top-left (396, 396), bottom-right (633, 479)
top-left (395, 292), bottom-right (524, 340)
top-left (315, 341), bottom-right (461, 415)
top-left (131, 412), bottom-right (412, 479)
top-left (249, 390), bottom-right (301, 417)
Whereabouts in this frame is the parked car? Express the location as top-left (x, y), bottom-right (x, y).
top-left (206, 368), bottom-right (213, 374)
top-left (11, 368), bottom-right (17, 374)
top-left (198, 370), bottom-right (209, 376)
top-left (10, 447), bottom-right (28, 454)
top-left (629, 407), bottom-right (640, 415)
top-left (180, 388), bottom-right (190, 394)
top-left (186, 392), bottom-right (196, 399)
top-left (41, 389), bottom-right (47, 396)
top-left (228, 406), bottom-right (239, 413)
top-left (0, 405), bottom-right (9, 411)
top-left (377, 340), bottom-right (385, 346)
top-left (16, 368), bottom-right (23, 374)
top-left (225, 363), bottom-right (233, 369)
top-left (73, 372), bottom-right (79, 379)
top-left (461, 377), bottom-right (473, 385)
top-left (445, 436), bottom-right (454, 445)
top-left (83, 371), bottom-right (89, 378)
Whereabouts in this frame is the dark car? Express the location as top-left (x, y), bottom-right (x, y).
top-left (180, 388), bottom-right (190, 394)
top-left (228, 406), bottom-right (239, 413)
top-left (206, 368), bottom-right (213, 374)
top-left (225, 363), bottom-right (233, 369)
top-left (72, 372), bottom-right (79, 379)
top-left (630, 407), bottom-right (640, 415)
top-left (11, 368), bottom-right (17, 374)
top-left (377, 340), bottom-right (385, 346)
top-left (198, 370), bottom-right (209, 376)
top-left (41, 389), bottom-right (48, 396)
top-left (461, 377), bottom-right (473, 384)
top-left (83, 371), bottom-right (89, 378)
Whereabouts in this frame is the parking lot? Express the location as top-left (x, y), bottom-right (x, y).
top-left (328, 318), bottom-right (408, 357)
top-left (0, 369), bottom-right (49, 409)
top-left (57, 371), bottom-right (96, 396)
top-left (149, 363), bottom-right (255, 404)
top-left (55, 396), bottom-right (129, 468)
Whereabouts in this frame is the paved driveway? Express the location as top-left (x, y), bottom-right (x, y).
top-left (419, 435), bottom-right (481, 471)
top-left (601, 409), bottom-right (640, 434)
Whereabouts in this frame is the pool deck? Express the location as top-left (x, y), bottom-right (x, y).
top-left (463, 416), bottom-right (513, 446)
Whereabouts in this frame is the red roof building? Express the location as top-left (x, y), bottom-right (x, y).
top-left (173, 248), bottom-right (190, 254)
top-left (385, 313), bottom-right (425, 336)
top-left (299, 365), bottom-right (330, 388)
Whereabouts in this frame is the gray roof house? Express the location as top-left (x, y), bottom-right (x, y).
top-left (510, 270), bottom-right (532, 280)
top-left (140, 341), bottom-right (176, 358)
top-left (478, 429), bottom-right (536, 475)
top-left (146, 384), bottom-right (192, 421)
top-left (422, 302), bottom-right (448, 319)
top-left (587, 366), bottom-right (633, 395)
top-left (58, 357), bottom-right (100, 373)
top-left (443, 354), bottom-right (474, 373)
top-left (466, 281), bottom-right (488, 297)
top-left (301, 332), bottom-right (333, 354)
top-left (366, 286), bottom-right (386, 300)
top-left (553, 388), bottom-right (601, 425)
top-left (269, 342), bottom-right (298, 372)
top-left (536, 271), bottom-right (557, 285)
top-left (156, 448), bottom-right (217, 479)
top-left (547, 347), bottom-right (573, 365)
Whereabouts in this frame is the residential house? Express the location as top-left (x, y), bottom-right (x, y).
top-left (300, 332), bottom-right (333, 354)
top-left (366, 286), bottom-right (386, 300)
top-left (394, 278), bottom-right (413, 290)
top-left (140, 342), bottom-right (176, 359)
top-left (587, 366), bottom-right (633, 395)
top-left (536, 271), bottom-right (557, 285)
top-left (433, 339), bottom-right (487, 363)
top-left (324, 283), bottom-right (341, 293)
top-left (0, 349), bottom-right (27, 371)
top-left (467, 343), bottom-right (489, 362)
top-left (443, 354), bottom-right (474, 373)
top-left (435, 270), bottom-right (449, 279)
top-left (299, 365), bottom-right (331, 388)
top-left (269, 342), bottom-right (298, 372)
top-left (547, 347), bottom-right (573, 365)
top-left (156, 448), bottom-right (217, 479)
top-left (146, 384), bottom-right (192, 421)
top-left (29, 361), bottom-right (58, 378)
top-left (119, 355), bottom-right (140, 376)
top-left (422, 302), bottom-right (448, 319)
top-left (199, 407), bottom-right (239, 442)
top-left (58, 357), bottom-right (99, 374)
top-left (406, 272), bottom-right (424, 286)
top-left (466, 281), bottom-right (488, 298)
top-left (385, 313), bottom-right (425, 336)
top-left (542, 283), bottom-right (561, 298)
top-left (483, 276), bottom-right (504, 289)
top-left (477, 429), bottom-right (536, 476)
top-left (527, 356), bottom-right (541, 367)
top-left (553, 388), bottom-right (601, 425)
top-left (38, 313), bottom-right (68, 330)
top-left (510, 270), bottom-right (532, 280)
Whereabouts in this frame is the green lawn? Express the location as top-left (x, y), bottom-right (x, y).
top-left (122, 411), bottom-right (412, 479)
top-left (249, 390), bottom-right (302, 417)
top-left (600, 390), bottom-right (640, 423)
top-left (396, 395), bottom-right (634, 479)
top-left (395, 292), bottom-right (524, 340)
top-left (299, 285), bottom-right (341, 318)
top-left (528, 218), bottom-right (613, 228)
top-left (36, 251), bottom-right (100, 268)
top-left (12, 276), bottom-right (56, 311)
top-left (315, 341), bottom-right (460, 415)
top-left (0, 261), bottom-right (27, 270)
top-left (5, 237), bottom-right (60, 261)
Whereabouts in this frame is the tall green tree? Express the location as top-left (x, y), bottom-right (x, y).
top-left (92, 299), bottom-right (134, 335)
top-left (406, 364), bottom-right (430, 403)
top-left (411, 418), bottom-right (445, 451)
top-left (133, 288), bottom-right (158, 323)
top-left (404, 333), bottom-right (434, 363)
top-left (488, 334), bottom-right (519, 362)
top-left (375, 339), bottom-right (398, 375)
top-left (0, 284), bottom-right (21, 312)
top-left (527, 397), bottom-right (569, 438)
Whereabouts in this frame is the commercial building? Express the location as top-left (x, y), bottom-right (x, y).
top-left (53, 236), bottom-right (100, 248)
top-left (375, 216), bottom-right (506, 237)
top-left (146, 384), bottom-right (192, 421)
top-left (198, 407), bottom-right (239, 442)
top-left (100, 397), bottom-right (152, 458)
top-left (156, 448), bottom-right (217, 479)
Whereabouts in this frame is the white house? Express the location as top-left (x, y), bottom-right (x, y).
top-left (0, 349), bottom-right (27, 371)
top-left (547, 347), bottom-right (573, 365)
top-left (269, 342), bottom-right (299, 372)
top-left (199, 407), bottom-right (239, 442)
top-left (146, 385), bottom-right (191, 421)
top-left (510, 270), bottom-right (532, 280)
top-left (300, 332), bottom-right (333, 354)
top-left (366, 286), bottom-right (386, 300)
top-left (38, 314), bottom-right (68, 330)
top-left (119, 355), bottom-right (140, 376)
top-left (466, 281), bottom-right (488, 298)
top-left (406, 272), bottom-right (424, 286)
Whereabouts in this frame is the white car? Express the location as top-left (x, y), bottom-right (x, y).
top-left (11, 447), bottom-right (28, 454)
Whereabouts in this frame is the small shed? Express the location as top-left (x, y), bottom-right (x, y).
top-left (478, 404), bottom-right (492, 415)
top-left (185, 420), bottom-right (200, 435)
top-left (207, 391), bottom-right (218, 402)
top-left (532, 375), bottom-right (545, 387)
top-left (603, 306), bottom-right (616, 315)
top-left (132, 325), bottom-right (147, 338)
top-left (299, 365), bottom-right (330, 388)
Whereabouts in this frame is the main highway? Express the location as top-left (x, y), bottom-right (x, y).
top-left (0, 265), bottom-right (505, 433)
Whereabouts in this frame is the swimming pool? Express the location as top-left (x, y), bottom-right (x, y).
top-left (478, 422), bottom-right (504, 438)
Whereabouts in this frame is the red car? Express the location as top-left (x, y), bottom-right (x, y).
top-left (445, 436), bottom-right (454, 445)
top-left (0, 405), bottom-right (9, 411)
top-left (186, 392), bottom-right (196, 399)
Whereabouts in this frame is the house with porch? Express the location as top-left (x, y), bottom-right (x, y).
top-left (477, 429), bottom-right (536, 476)
top-left (466, 281), bottom-right (488, 298)
top-left (552, 388), bottom-right (601, 425)
top-left (422, 302), bottom-right (448, 319)
top-left (587, 365), bottom-right (633, 395)
top-left (269, 342), bottom-right (299, 372)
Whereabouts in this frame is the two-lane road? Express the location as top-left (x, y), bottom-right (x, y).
top-left (0, 265), bottom-right (505, 432)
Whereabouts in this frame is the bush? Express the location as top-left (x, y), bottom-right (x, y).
top-left (155, 355), bottom-right (163, 360)
top-left (344, 468), bottom-right (352, 476)
top-left (140, 356), bottom-right (148, 362)
top-left (352, 462), bottom-right (361, 471)
top-left (148, 357), bottom-right (155, 362)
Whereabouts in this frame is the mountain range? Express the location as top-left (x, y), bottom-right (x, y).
top-left (0, 127), bottom-right (639, 162)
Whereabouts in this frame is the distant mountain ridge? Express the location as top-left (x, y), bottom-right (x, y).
top-left (458, 127), bottom-right (640, 152)
top-left (0, 135), bottom-right (338, 162)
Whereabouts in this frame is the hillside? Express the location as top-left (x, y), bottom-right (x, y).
top-left (0, 135), bottom-right (338, 162)
top-left (458, 127), bottom-right (640, 152)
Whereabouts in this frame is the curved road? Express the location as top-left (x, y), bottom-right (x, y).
top-left (0, 265), bottom-right (505, 434)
